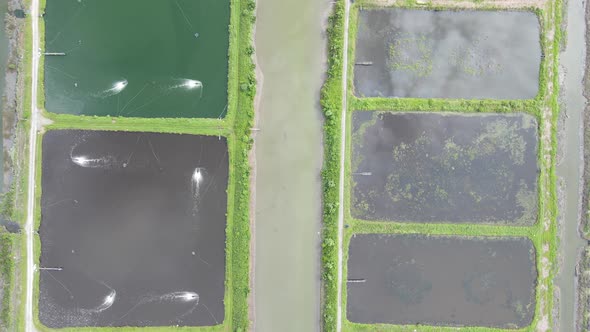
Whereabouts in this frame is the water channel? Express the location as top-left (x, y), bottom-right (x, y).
top-left (0, 0), bottom-right (9, 190)
top-left (253, 0), bottom-right (330, 330)
top-left (557, 0), bottom-right (587, 330)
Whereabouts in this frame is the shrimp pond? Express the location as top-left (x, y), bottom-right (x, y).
top-left (38, 130), bottom-right (228, 327)
top-left (44, 0), bottom-right (229, 118)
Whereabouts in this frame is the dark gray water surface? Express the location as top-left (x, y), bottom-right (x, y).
top-left (352, 112), bottom-right (538, 224)
top-left (354, 9), bottom-right (541, 99)
top-left (347, 234), bottom-right (537, 327)
top-left (39, 130), bottom-right (227, 327)
top-left (44, 0), bottom-right (229, 118)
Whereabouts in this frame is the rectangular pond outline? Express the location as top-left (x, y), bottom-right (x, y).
top-left (38, 129), bottom-right (229, 328)
top-left (351, 8), bottom-right (542, 100)
top-left (37, 0), bottom-right (242, 124)
top-left (33, 127), bottom-right (237, 331)
top-left (325, 0), bottom-right (562, 331)
top-left (42, 0), bottom-right (232, 119)
top-left (349, 111), bottom-right (540, 225)
top-left (346, 5), bottom-right (548, 108)
top-left (25, 0), bottom-right (258, 329)
top-left (341, 227), bottom-right (543, 331)
top-left (345, 233), bottom-right (538, 328)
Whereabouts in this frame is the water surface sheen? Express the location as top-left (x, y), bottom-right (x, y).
top-left (354, 9), bottom-right (541, 99)
top-left (39, 130), bottom-right (227, 327)
top-left (44, 0), bottom-right (229, 118)
top-left (347, 234), bottom-right (537, 327)
top-left (352, 112), bottom-right (538, 224)
top-left (253, 0), bottom-right (328, 330)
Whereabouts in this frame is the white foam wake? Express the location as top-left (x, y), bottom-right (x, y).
top-left (170, 79), bottom-right (203, 97)
top-left (162, 291), bottom-right (200, 303)
top-left (191, 168), bottom-right (206, 212)
top-left (71, 155), bottom-right (111, 168)
top-left (80, 289), bottom-right (116, 314)
top-left (192, 168), bottom-right (203, 188)
top-left (95, 79), bottom-right (128, 98)
top-left (94, 290), bottom-right (116, 312)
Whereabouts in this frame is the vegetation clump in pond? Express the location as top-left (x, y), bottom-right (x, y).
top-left (352, 112), bottom-right (539, 224)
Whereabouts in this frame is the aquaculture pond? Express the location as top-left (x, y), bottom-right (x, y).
top-left (44, 0), bottom-right (230, 118)
top-left (353, 9), bottom-right (541, 99)
top-left (38, 130), bottom-right (227, 327)
top-left (352, 112), bottom-right (538, 224)
top-left (346, 234), bottom-right (537, 327)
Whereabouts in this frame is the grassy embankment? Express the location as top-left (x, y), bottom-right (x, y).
top-left (577, 247), bottom-right (590, 331)
top-left (0, 234), bottom-right (15, 331)
top-left (321, 1), bottom-right (562, 331)
top-left (0, 0), bottom-right (35, 330)
top-left (14, 0), bottom-right (257, 330)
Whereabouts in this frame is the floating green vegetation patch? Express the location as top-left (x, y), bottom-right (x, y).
top-left (351, 112), bottom-right (539, 225)
top-left (388, 34), bottom-right (433, 78)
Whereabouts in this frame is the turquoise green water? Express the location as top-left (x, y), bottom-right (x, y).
top-left (44, 0), bottom-right (229, 118)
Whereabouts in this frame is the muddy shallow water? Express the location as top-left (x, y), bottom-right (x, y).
top-left (347, 234), bottom-right (537, 327)
top-left (354, 9), bottom-right (541, 99)
top-left (39, 130), bottom-right (227, 327)
top-left (352, 112), bottom-right (538, 224)
top-left (44, 0), bottom-right (229, 118)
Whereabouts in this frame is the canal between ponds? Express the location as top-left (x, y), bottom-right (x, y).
top-left (557, 0), bottom-right (587, 330)
top-left (253, 0), bottom-right (330, 330)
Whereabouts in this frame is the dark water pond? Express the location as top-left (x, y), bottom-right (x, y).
top-left (352, 112), bottom-right (538, 224)
top-left (39, 130), bottom-right (227, 327)
top-left (354, 9), bottom-right (541, 99)
top-left (347, 234), bottom-right (537, 327)
top-left (44, 0), bottom-right (229, 118)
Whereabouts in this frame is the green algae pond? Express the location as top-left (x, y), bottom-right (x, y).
top-left (44, 0), bottom-right (229, 118)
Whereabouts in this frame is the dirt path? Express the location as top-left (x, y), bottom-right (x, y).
top-left (368, 0), bottom-right (548, 8)
top-left (336, 0), bottom-right (351, 331)
top-left (25, 0), bottom-right (40, 330)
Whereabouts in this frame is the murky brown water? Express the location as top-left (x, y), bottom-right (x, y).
top-left (252, 0), bottom-right (328, 329)
top-left (352, 112), bottom-right (538, 224)
top-left (347, 234), bottom-right (537, 327)
top-left (39, 130), bottom-right (227, 327)
top-left (354, 9), bottom-right (541, 99)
